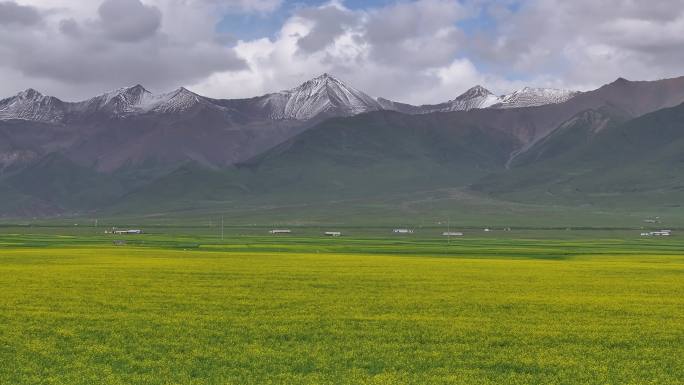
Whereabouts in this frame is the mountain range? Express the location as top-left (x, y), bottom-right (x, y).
top-left (0, 74), bottom-right (578, 123)
top-left (377, 85), bottom-right (578, 114)
top-left (1, 73), bottom-right (684, 224)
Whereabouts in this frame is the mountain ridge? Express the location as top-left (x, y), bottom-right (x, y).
top-left (0, 74), bottom-right (579, 123)
top-left (377, 85), bottom-right (580, 114)
top-left (255, 73), bottom-right (382, 120)
top-left (2, 74), bottom-right (684, 219)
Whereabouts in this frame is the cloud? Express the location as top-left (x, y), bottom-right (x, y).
top-left (193, 0), bottom-right (483, 104)
top-left (0, 1), bottom-right (41, 25)
top-left (364, 0), bottom-right (466, 69)
top-left (2, 0), bottom-right (684, 104)
top-left (292, 0), bottom-right (468, 69)
top-left (296, 3), bottom-right (357, 54)
top-left (203, 0), bottom-right (283, 13)
top-left (97, 0), bottom-right (162, 42)
top-left (468, 0), bottom-right (684, 87)
top-left (0, 0), bottom-right (247, 99)
top-left (58, 18), bottom-right (80, 37)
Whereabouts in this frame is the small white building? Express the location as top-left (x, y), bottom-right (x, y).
top-left (442, 232), bottom-right (463, 237)
top-left (393, 229), bottom-right (414, 234)
top-left (269, 229), bottom-right (291, 234)
top-left (641, 230), bottom-right (672, 237)
top-left (652, 230), bottom-right (672, 236)
top-left (113, 229), bottom-right (143, 235)
top-left (324, 231), bottom-right (342, 237)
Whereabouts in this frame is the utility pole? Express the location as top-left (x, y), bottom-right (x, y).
top-left (221, 215), bottom-right (224, 241)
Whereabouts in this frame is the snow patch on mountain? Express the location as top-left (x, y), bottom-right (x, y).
top-left (142, 88), bottom-right (206, 113)
top-left (494, 87), bottom-right (579, 109)
top-left (0, 89), bottom-right (66, 123)
top-left (376, 97), bottom-right (398, 110)
top-left (78, 85), bottom-right (154, 116)
top-left (378, 85), bottom-right (579, 114)
top-left (441, 85), bottom-right (501, 111)
top-left (259, 73), bottom-right (381, 120)
top-left (80, 86), bottom-right (208, 115)
top-left (0, 75), bottom-right (581, 124)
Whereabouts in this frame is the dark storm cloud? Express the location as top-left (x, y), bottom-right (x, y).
top-left (0, 1), bottom-right (41, 25)
top-left (58, 18), bottom-right (80, 37)
top-left (98, 0), bottom-right (162, 42)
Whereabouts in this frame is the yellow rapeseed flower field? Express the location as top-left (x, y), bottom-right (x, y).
top-left (0, 233), bottom-right (683, 384)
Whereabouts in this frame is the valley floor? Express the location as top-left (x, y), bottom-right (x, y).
top-left (0, 231), bottom-right (682, 384)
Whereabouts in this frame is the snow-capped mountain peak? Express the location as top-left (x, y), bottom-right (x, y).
top-left (85, 84), bottom-right (154, 115)
top-left (447, 85), bottom-right (578, 111)
top-left (461, 85), bottom-right (493, 98)
top-left (259, 73), bottom-right (381, 120)
top-left (0, 88), bottom-right (66, 122)
top-left (0, 76), bottom-right (581, 124)
top-left (79, 85), bottom-right (207, 115)
top-left (297, 72), bottom-right (337, 87)
top-left (495, 87), bottom-right (579, 109)
top-left (101, 84), bottom-right (150, 102)
top-left (442, 85), bottom-right (501, 111)
top-left (145, 87), bottom-right (205, 113)
top-left (105, 84), bottom-right (150, 104)
top-left (375, 83), bottom-right (580, 115)
top-left (16, 88), bottom-right (44, 100)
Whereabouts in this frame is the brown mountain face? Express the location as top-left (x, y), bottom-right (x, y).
top-left (0, 108), bottom-right (313, 173)
top-left (1, 76), bottom-right (684, 175)
top-left (1, 75), bottom-right (684, 217)
top-left (0, 75), bottom-right (384, 174)
top-left (62, 113), bottom-right (311, 172)
top-left (448, 76), bottom-right (684, 146)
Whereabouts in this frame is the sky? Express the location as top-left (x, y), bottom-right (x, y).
top-left (1, 0), bottom-right (683, 104)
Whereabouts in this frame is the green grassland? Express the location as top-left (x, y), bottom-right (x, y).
top-left (1, 230), bottom-right (683, 384)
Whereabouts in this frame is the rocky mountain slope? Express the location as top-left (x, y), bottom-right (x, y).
top-left (495, 87), bottom-right (578, 109)
top-left (255, 73), bottom-right (381, 120)
top-left (472, 102), bottom-right (684, 207)
top-left (377, 85), bottom-right (579, 114)
top-left (0, 74), bottom-right (383, 172)
top-left (0, 89), bottom-right (67, 123)
top-left (0, 74), bottom-right (381, 124)
top-left (2, 74), bottom-right (684, 218)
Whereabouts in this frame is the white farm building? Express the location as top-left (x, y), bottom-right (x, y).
top-left (112, 229), bottom-right (143, 235)
top-left (641, 230), bottom-right (672, 237)
top-left (393, 229), bottom-right (414, 234)
top-left (269, 229), bottom-right (292, 234)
